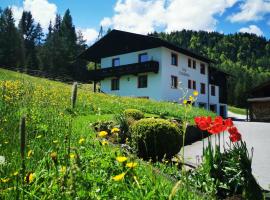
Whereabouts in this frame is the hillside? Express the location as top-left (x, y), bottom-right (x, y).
top-left (0, 68), bottom-right (214, 199)
top-left (150, 30), bottom-right (270, 107)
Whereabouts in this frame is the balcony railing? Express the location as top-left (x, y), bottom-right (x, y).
top-left (88, 61), bottom-right (159, 81)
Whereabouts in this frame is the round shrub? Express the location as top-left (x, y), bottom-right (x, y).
top-left (123, 109), bottom-right (144, 120)
top-left (131, 118), bottom-right (182, 161)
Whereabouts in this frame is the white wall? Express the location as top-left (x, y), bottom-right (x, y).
top-left (99, 46), bottom-right (225, 116)
top-left (100, 48), bottom-right (163, 100)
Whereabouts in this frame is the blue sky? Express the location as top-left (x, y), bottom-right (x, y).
top-left (1, 0), bottom-right (270, 44)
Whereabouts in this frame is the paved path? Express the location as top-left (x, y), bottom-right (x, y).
top-left (184, 121), bottom-right (270, 190)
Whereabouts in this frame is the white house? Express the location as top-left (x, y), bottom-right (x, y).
top-left (80, 30), bottom-right (228, 117)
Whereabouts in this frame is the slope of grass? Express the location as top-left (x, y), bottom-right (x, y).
top-left (228, 105), bottom-right (246, 115)
top-left (0, 68), bottom-right (214, 199)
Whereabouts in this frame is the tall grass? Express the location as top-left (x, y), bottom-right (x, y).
top-left (0, 69), bottom-right (212, 199)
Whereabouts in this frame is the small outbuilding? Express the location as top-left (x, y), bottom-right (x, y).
top-left (248, 79), bottom-right (270, 122)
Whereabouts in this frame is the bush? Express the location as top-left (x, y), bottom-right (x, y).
top-left (123, 109), bottom-right (144, 120)
top-left (131, 118), bottom-right (182, 161)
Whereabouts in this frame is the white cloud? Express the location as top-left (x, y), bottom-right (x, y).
top-left (239, 25), bottom-right (263, 36)
top-left (11, 0), bottom-right (57, 30)
top-left (78, 28), bottom-right (99, 45)
top-left (228, 0), bottom-right (270, 22)
top-left (100, 0), bottom-right (238, 34)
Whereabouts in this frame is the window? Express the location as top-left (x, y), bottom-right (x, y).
top-left (138, 75), bottom-right (147, 88)
top-left (188, 79), bottom-right (192, 89)
top-left (188, 58), bottom-right (192, 68)
top-left (200, 63), bottom-right (205, 74)
top-left (188, 80), bottom-right (196, 89)
top-left (111, 78), bottom-right (119, 90)
top-left (198, 102), bottom-right (207, 109)
top-left (138, 53), bottom-right (148, 63)
top-left (171, 76), bottom-right (178, 89)
top-left (171, 53), bottom-right (178, 66)
top-left (211, 85), bottom-right (215, 96)
top-left (193, 60), bottom-right (196, 69)
top-left (112, 58), bottom-right (120, 67)
top-left (200, 83), bottom-right (206, 94)
top-left (193, 80), bottom-right (196, 90)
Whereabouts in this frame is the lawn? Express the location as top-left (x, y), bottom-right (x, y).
top-left (0, 68), bottom-right (214, 199)
top-left (228, 105), bottom-right (246, 115)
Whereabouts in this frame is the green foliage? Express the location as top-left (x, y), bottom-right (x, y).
top-left (228, 105), bottom-right (246, 115)
top-left (131, 118), bottom-right (182, 161)
top-left (150, 30), bottom-right (270, 107)
top-left (190, 142), bottom-right (263, 199)
top-left (123, 108), bottom-right (145, 120)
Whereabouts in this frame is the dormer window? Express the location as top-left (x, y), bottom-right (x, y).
top-left (112, 58), bottom-right (120, 67)
top-left (171, 53), bottom-right (178, 66)
top-left (138, 53), bottom-right (148, 63)
top-left (193, 60), bottom-right (196, 69)
top-left (188, 58), bottom-right (192, 68)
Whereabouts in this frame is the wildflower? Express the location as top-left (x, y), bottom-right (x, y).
top-left (78, 138), bottom-right (85, 144)
top-left (70, 153), bottom-right (76, 159)
top-left (116, 156), bottom-right (128, 163)
top-left (36, 135), bottom-right (42, 139)
top-left (1, 178), bottom-right (10, 183)
top-left (112, 172), bottom-right (125, 181)
top-left (193, 90), bottom-right (199, 96)
top-left (27, 150), bottom-right (33, 158)
top-left (13, 171), bottom-right (19, 176)
top-left (25, 172), bottom-right (35, 184)
top-left (189, 95), bottom-right (194, 102)
top-left (111, 127), bottom-right (120, 134)
top-left (98, 131), bottom-right (108, 138)
top-left (50, 152), bottom-right (57, 163)
top-left (101, 140), bottom-right (108, 146)
top-left (126, 162), bottom-right (138, 168)
top-left (0, 156), bottom-right (5, 165)
top-left (183, 100), bottom-right (187, 104)
top-left (60, 166), bottom-right (67, 174)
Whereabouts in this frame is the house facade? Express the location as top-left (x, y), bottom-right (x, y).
top-left (80, 30), bottom-right (228, 117)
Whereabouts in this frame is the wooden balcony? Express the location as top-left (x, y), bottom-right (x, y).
top-left (88, 61), bottom-right (159, 81)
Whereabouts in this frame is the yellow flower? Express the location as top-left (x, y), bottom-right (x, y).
top-left (193, 90), bottom-right (199, 97)
top-left (25, 173), bottom-right (35, 183)
top-left (126, 162), bottom-right (138, 168)
top-left (36, 135), bottom-right (42, 139)
top-left (27, 150), bottom-right (33, 158)
top-left (112, 173), bottom-right (125, 181)
top-left (111, 127), bottom-right (120, 134)
top-left (78, 138), bottom-right (85, 144)
top-left (50, 152), bottom-right (57, 162)
top-left (13, 171), bottom-right (19, 176)
top-left (70, 153), bottom-right (76, 159)
top-left (189, 95), bottom-right (194, 102)
top-left (1, 178), bottom-right (10, 183)
top-left (60, 166), bottom-right (66, 173)
top-left (116, 156), bottom-right (128, 163)
top-left (98, 131), bottom-right (108, 138)
top-left (101, 140), bottom-right (108, 146)
top-left (183, 100), bottom-right (187, 104)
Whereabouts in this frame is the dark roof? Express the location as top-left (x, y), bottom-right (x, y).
top-left (249, 79), bottom-right (270, 98)
top-left (78, 29), bottom-right (212, 63)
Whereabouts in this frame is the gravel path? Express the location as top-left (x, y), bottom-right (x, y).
top-left (184, 121), bottom-right (270, 190)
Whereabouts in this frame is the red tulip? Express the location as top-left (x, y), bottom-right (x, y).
top-left (228, 126), bottom-right (238, 135)
top-left (224, 118), bottom-right (233, 127)
top-left (229, 132), bottom-right (242, 142)
top-left (214, 116), bottom-right (223, 124)
top-left (209, 123), bottom-right (224, 134)
top-left (194, 117), bottom-right (202, 126)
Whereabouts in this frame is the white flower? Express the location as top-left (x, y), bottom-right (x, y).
top-left (0, 156), bottom-right (5, 165)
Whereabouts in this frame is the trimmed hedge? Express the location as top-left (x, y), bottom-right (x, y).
top-left (123, 109), bottom-right (144, 120)
top-left (131, 118), bottom-right (182, 161)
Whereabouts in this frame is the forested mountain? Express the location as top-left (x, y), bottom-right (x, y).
top-left (150, 31), bottom-right (270, 107)
top-left (0, 7), bottom-right (88, 81)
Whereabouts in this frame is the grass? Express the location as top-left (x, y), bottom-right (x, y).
top-left (0, 68), bottom-right (215, 199)
top-left (228, 105), bottom-right (246, 115)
